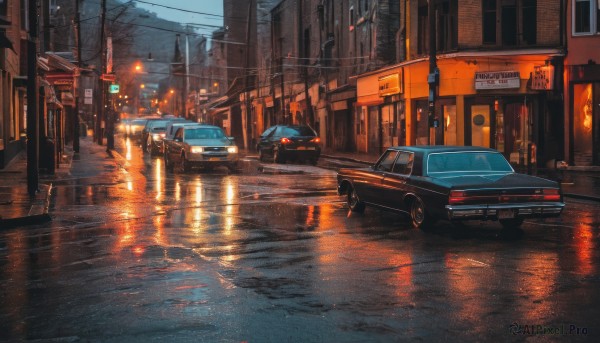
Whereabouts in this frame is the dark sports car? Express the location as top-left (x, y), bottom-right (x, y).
top-left (337, 146), bottom-right (565, 229)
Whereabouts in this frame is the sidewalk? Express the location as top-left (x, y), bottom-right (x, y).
top-left (1, 141), bottom-right (599, 229)
top-left (0, 144), bottom-right (73, 229)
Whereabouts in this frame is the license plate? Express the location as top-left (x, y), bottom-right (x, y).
top-left (498, 209), bottom-right (515, 219)
top-left (297, 146), bottom-right (306, 150)
top-left (209, 157), bottom-right (222, 161)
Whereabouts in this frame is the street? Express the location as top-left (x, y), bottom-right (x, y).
top-left (1, 135), bottom-right (599, 342)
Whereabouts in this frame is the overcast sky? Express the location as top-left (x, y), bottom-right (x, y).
top-left (135, 0), bottom-right (224, 35)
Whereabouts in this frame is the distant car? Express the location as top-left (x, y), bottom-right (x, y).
top-left (337, 146), bottom-right (565, 230)
top-left (163, 125), bottom-right (239, 172)
top-left (127, 118), bottom-right (152, 142)
top-left (117, 118), bottom-right (131, 135)
top-left (143, 118), bottom-right (186, 155)
top-left (256, 125), bottom-right (321, 164)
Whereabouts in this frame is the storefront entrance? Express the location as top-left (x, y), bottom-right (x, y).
top-left (466, 97), bottom-right (533, 165)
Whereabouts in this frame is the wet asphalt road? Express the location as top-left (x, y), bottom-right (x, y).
top-left (1, 136), bottom-right (599, 342)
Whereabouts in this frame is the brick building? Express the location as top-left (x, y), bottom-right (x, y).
top-left (565, 0), bottom-right (600, 167)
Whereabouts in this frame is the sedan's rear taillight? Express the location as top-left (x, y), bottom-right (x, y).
top-left (310, 137), bottom-right (321, 143)
top-left (449, 190), bottom-right (467, 205)
top-left (280, 137), bottom-right (292, 144)
top-left (542, 189), bottom-right (561, 201)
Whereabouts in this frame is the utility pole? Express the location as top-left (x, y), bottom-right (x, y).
top-left (73, 0), bottom-right (81, 153)
top-left (243, 0), bottom-right (253, 150)
top-left (427, 0), bottom-right (439, 146)
top-left (95, 0), bottom-right (107, 145)
top-left (27, 0), bottom-right (40, 196)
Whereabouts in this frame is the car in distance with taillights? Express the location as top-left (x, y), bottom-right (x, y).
top-left (163, 124), bottom-right (239, 172)
top-left (256, 125), bottom-right (321, 164)
top-left (336, 146), bottom-right (565, 230)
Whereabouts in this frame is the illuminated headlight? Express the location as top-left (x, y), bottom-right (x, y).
top-left (191, 146), bottom-right (204, 153)
top-left (152, 134), bottom-right (161, 140)
top-left (227, 146), bottom-right (238, 153)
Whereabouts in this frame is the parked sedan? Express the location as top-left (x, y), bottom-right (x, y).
top-left (337, 146), bottom-right (565, 230)
top-left (257, 125), bottom-right (321, 164)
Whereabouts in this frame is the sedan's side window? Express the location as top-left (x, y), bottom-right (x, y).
top-left (175, 128), bottom-right (183, 140)
top-left (376, 151), bottom-right (398, 172)
top-left (393, 152), bottom-right (414, 175)
top-left (261, 126), bottom-right (276, 138)
top-left (273, 127), bottom-right (284, 137)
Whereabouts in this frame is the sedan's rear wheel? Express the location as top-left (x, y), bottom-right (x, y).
top-left (347, 186), bottom-right (365, 213)
top-left (410, 197), bottom-right (435, 229)
top-left (274, 148), bottom-right (286, 164)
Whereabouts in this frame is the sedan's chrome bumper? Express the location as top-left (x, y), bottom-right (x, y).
top-left (446, 202), bottom-right (565, 220)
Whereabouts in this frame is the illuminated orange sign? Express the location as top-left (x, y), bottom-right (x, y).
top-left (378, 72), bottom-right (402, 97)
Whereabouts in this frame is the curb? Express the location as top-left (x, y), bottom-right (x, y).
top-left (563, 193), bottom-right (600, 203)
top-left (0, 183), bottom-right (53, 230)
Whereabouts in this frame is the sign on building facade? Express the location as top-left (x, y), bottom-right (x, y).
top-left (475, 71), bottom-right (520, 90)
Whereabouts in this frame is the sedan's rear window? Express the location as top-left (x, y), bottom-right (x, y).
top-left (427, 152), bottom-right (513, 174)
top-left (282, 126), bottom-right (316, 137)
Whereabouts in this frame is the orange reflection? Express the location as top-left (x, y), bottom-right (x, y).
top-left (125, 139), bottom-right (132, 160)
top-left (444, 254), bottom-right (484, 322)
top-left (515, 251), bottom-right (558, 319)
top-left (574, 220), bottom-right (594, 276)
top-left (3, 231), bottom-right (28, 337)
top-left (155, 158), bottom-right (162, 201)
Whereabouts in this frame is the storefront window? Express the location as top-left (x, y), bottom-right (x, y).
top-left (503, 102), bottom-right (530, 164)
top-left (415, 103), bottom-right (429, 145)
top-left (471, 105), bottom-right (491, 147)
top-left (573, 83), bottom-right (593, 163)
top-left (381, 104), bottom-right (395, 148)
top-left (443, 105), bottom-right (457, 145)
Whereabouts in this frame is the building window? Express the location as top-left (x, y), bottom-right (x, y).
top-left (483, 0), bottom-right (497, 44)
top-left (483, 0), bottom-right (537, 46)
top-left (21, 0), bottom-right (29, 31)
top-left (573, 0), bottom-right (600, 35)
top-left (438, 0), bottom-right (458, 52)
top-left (0, 0), bottom-right (7, 17)
top-left (417, 4), bottom-right (429, 55)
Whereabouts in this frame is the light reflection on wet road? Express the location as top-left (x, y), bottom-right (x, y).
top-left (1, 137), bottom-right (599, 342)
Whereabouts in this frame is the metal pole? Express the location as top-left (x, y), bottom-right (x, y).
top-left (27, 0), bottom-right (40, 196)
top-left (95, 0), bottom-right (107, 145)
top-left (73, 0), bottom-right (81, 153)
top-left (427, 0), bottom-right (438, 146)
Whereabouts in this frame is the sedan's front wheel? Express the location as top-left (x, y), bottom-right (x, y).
top-left (347, 186), bottom-right (365, 213)
top-left (164, 154), bottom-right (173, 172)
top-left (258, 148), bottom-right (266, 162)
top-left (181, 155), bottom-right (191, 173)
top-left (410, 197), bottom-right (435, 229)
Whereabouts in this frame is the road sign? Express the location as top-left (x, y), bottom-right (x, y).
top-left (101, 73), bottom-right (116, 81)
top-left (108, 84), bottom-right (120, 94)
top-left (85, 89), bottom-right (93, 97)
